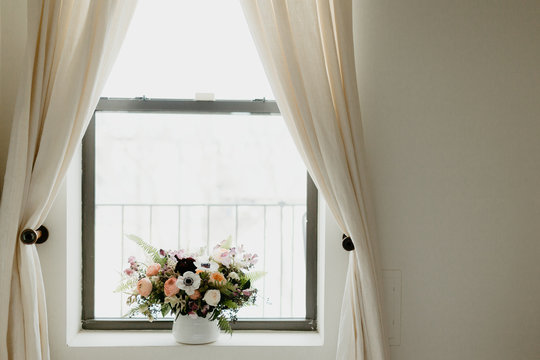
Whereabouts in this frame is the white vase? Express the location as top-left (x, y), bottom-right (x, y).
top-left (172, 315), bottom-right (220, 344)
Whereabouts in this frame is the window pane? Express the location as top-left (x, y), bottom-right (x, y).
top-left (101, 0), bottom-right (274, 100)
top-left (93, 112), bottom-right (307, 319)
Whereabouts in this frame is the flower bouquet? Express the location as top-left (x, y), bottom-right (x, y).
top-left (117, 235), bottom-right (262, 339)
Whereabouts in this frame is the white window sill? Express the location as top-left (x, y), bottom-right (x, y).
top-left (68, 330), bottom-right (323, 348)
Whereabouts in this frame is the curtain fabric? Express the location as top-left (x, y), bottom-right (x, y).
top-left (240, 1), bottom-right (388, 359)
top-left (0, 1), bottom-right (136, 358)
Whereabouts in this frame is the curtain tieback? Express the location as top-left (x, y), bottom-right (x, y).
top-left (342, 234), bottom-right (355, 251)
top-left (20, 226), bottom-right (49, 245)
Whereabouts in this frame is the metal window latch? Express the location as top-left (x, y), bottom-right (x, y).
top-left (253, 97), bottom-right (266, 102)
top-left (135, 95), bottom-right (149, 101)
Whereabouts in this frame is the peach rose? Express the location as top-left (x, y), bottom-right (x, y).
top-left (164, 277), bottom-right (179, 297)
top-left (146, 263), bottom-right (161, 276)
top-left (189, 290), bottom-right (201, 300)
top-left (137, 278), bottom-right (152, 297)
top-left (209, 272), bottom-right (226, 285)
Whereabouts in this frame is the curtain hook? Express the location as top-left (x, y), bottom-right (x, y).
top-left (20, 225), bottom-right (49, 245)
top-left (342, 234), bottom-right (355, 251)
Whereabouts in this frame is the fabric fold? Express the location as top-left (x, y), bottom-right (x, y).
top-left (240, 1), bottom-right (389, 359)
top-left (0, 1), bottom-right (136, 358)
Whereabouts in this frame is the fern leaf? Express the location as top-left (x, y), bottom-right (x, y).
top-left (217, 315), bottom-right (232, 334)
top-left (114, 278), bottom-right (137, 293)
top-left (245, 271), bottom-right (266, 283)
top-left (122, 307), bottom-right (140, 318)
top-left (126, 234), bottom-right (161, 263)
top-left (221, 235), bottom-right (233, 249)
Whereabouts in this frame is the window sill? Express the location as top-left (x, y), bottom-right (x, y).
top-left (68, 330), bottom-right (323, 348)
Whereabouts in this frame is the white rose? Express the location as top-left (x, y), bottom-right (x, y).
top-left (203, 289), bottom-right (221, 306)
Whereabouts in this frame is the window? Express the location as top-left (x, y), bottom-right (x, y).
top-left (81, 0), bottom-right (317, 331)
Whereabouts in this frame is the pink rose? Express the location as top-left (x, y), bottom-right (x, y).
top-left (137, 278), bottom-right (152, 297)
top-left (146, 263), bottom-right (161, 276)
top-left (164, 277), bottom-right (179, 297)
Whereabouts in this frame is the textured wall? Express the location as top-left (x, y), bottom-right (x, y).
top-left (355, 0), bottom-right (540, 359)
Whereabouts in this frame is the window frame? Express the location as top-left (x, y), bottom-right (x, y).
top-left (81, 97), bottom-right (318, 331)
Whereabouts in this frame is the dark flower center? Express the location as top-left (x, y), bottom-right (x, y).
top-left (184, 277), bottom-right (194, 286)
top-left (201, 262), bottom-right (211, 269)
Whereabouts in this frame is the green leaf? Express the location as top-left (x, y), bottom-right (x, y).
top-left (114, 277), bottom-right (137, 293)
top-left (126, 234), bottom-right (162, 263)
top-left (218, 283), bottom-right (237, 296)
top-left (244, 271), bottom-right (266, 284)
top-left (161, 303), bottom-right (171, 318)
top-left (122, 307), bottom-right (140, 318)
top-left (221, 235), bottom-right (233, 249)
top-left (223, 300), bottom-right (238, 309)
top-left (217, 315), bottom-right (232, 334)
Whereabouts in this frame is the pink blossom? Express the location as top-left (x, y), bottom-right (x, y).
top-left (169, 249), bottom-right (185, 259)
top-left (243, 253), bottom-right (259, 266)
top-left (124, 268), bottom-right (134, 276)
top-left (242, 290), bottom-right (252, 297)
top-left (128, 256), bottom-right (136, 264)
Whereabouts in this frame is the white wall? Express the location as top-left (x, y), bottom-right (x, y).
top-left (354, 0), bottom-right (540, 359)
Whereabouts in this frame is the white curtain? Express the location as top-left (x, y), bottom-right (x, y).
top-left (240, 1), bottom-right (388, 359)
top-left (0, 1), bottom-right (136, 358)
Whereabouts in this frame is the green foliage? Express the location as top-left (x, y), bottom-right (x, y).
top-left (221, 235), bottom-right (233, 249)
top-left (122, 307), bottom-right (140, 319)
top-left (222, 300), bottom-right (238, 309)
top-left (126, 234), bottom-right (164, 264)
top-left (114, 277), bottom-right (137, 293)
top-left (217, 282), bottom-right (237, 296)
top-left (217, 315), bottom-right (232, 334)
top-left (244, 271), bottom-right (266, 284)
top-left (161, 303), bottom-right (171, 318)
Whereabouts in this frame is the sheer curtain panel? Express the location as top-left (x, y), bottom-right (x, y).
top-left (240, 1), bottom-right (389, 359)
top-left (0, 1), bottom-right (136, 358)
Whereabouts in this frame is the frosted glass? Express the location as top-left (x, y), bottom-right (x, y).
top-left (94, 112), bottom-right (307, 319)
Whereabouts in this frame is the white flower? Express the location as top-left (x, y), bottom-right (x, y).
top-left (212, 247), bottom-right (232, 267)
top-left (176, 271), bottom-right (201, 296)
top-left (194, 258), bottom-right (219, 272)
top-left (203, 289), bottom-right (221, 306)
top-left (228, 272), bottom-right (240, 281)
